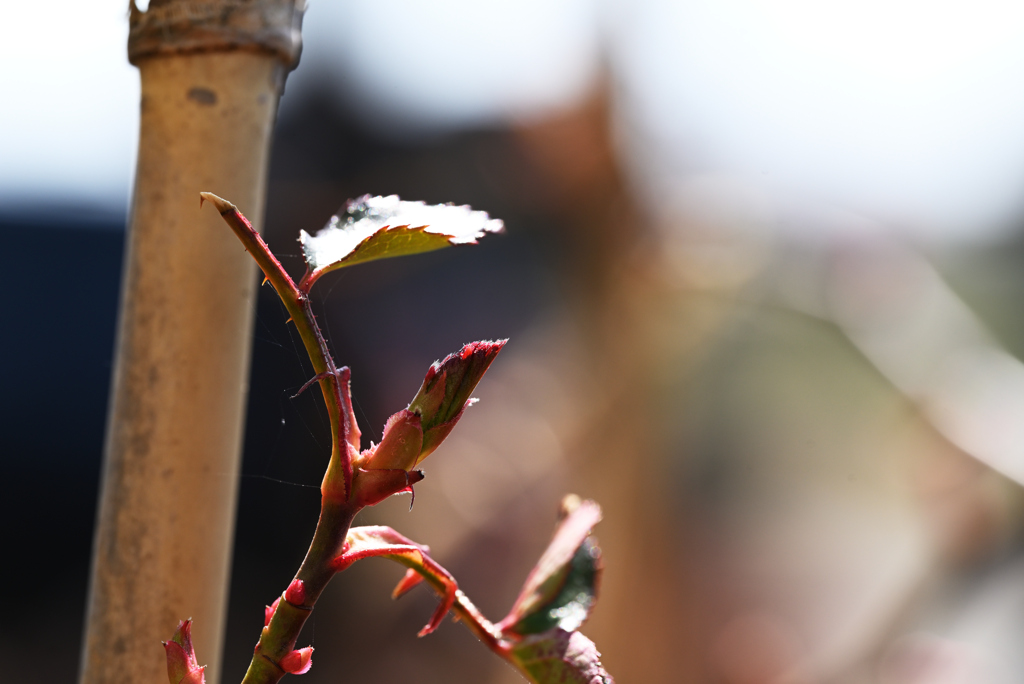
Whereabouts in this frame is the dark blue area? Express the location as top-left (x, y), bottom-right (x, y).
top-left (0, 215), bottom-right (125, 682)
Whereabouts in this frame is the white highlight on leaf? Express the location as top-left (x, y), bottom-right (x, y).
top-left (299, 195), bottom-right (504, 272)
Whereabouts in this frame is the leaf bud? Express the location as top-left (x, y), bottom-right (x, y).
top-left (280, 646), bottom-right (314, 675)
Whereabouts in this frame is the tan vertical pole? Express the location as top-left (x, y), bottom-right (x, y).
top-left (81, 3), bottom-right (303, 683)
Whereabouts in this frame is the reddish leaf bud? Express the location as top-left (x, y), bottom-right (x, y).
top-left (280, 646), bottom-right (314, 675)
top-left (353, 341), bottom-right (504, 498)
top-left (362, 410), bottom-right (423, 471)
top-left (284, 579), bottom-right (307, 606)
top-left (406, 340), bottom-right (506, 464)
top-left (163, 641), bottom-right (192, 684)
top-left (163, 619), bottom-right (206, 684)
top-left (265, 597), bottom-right (281, 627)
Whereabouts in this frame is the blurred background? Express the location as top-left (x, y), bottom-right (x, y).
top-left (7, 1), bottom-right (1024, 682)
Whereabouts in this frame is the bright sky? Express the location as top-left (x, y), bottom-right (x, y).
top-left (613, 0), bottom-right (1024, 238)
top-left (0, 0), bottom-right (138, 212)
top-left (5, 0), bottom-right (1024, 240)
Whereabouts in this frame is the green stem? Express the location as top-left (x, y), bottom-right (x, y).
top-left (240, 500), bottom-right (357, 684)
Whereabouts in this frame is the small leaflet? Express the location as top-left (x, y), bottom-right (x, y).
top-left (299, 195), bottom-right (504, 283)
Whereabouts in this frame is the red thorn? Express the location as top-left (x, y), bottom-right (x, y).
top-left (291, 371), bottom-right (333, 399)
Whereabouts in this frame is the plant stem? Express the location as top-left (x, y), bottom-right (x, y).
top-left (240, 499), bottom-right (358, 684)
top-left (201, 193), bottom-right (355, 497)
top-left (206, 194), bottom-right (510, 682)
top-left (204, 194), bottom-right (364, 683)
top-left (452, 591), bottom-right (506, 655)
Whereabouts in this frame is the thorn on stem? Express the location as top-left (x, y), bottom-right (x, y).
top-left (291, 371), bottom-right (335, 399)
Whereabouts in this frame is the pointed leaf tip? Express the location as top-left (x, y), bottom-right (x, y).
top-left (170, 618), bottom-right (194, 652)
top-left (165, 619), bottom-right (206, 684)
top-left (407, 339), bottom-right (507, 463)
top-left (299, 195), bottom-right (504, 287)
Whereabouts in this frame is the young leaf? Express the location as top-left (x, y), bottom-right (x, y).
top-left (299, 195), bottom-right (504, 289)
top-left (499, 495), bottom-right (603, 636)
top-left (508, 539), bottom-right (601, 636)
top-left (509, 629), bottom-right (614, 684)
top-left (409, 340), bottom-right (507, 463)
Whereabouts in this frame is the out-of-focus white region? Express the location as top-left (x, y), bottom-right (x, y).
top-left (829, 240), bottom-right (1024, 487)
top-left (289, 0), bottom-right (601, 134)
top-left (0, 0), bottom-right (138, 211)
top-left (613, 0), bottom-right (1024, 241)
top-left (6, 0), bottom-right (1024, 238)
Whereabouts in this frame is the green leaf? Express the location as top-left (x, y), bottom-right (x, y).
top-left (509, 539), bottom-right (600, 635)
top-left (499, 496), bottom-right (603, 636)
top-left (299, 195), bottom-right (503, 287)
top-left (509, 628), bottom-right (614, 684)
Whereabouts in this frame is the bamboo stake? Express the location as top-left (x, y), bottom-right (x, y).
top-left (81, 3), bottom-right (303, 683)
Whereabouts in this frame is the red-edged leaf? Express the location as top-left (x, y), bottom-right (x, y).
top-left (333, 526), bottom-right (457, 636)
top-left (499, 496), bottom-right (603, 635)
top-left (299, 195), bottom-right (503, 288)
